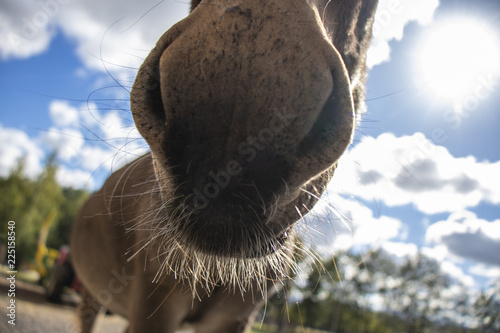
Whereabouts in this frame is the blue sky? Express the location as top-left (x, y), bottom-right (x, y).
top-left (1, 0), bottom-right (499, 303)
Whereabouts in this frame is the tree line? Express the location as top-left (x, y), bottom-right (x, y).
top-left (0, 156), bottom-right (89, 266)
top-left (262, 249), bottom-right (499, 333)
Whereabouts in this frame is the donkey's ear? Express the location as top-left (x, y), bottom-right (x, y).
top-left (191, 0), bottom-right (202, 12)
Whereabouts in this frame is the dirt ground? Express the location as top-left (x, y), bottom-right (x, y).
top-left (0, 275), bottom-right (128, 333)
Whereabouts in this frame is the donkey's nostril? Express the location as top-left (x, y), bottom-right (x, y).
top-left (225, 6), bottom-right (241, 14)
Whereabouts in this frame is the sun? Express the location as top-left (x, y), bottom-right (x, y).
top-left (418, 19), bottom-right (500, 107)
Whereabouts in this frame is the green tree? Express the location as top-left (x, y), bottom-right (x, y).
top-left (0, 159), bottom-right (34, 236)
top-left (288, 250), bottom-right (402, 332)
top-left (275, 249), bottom-right (468, 333)
top-left (0, 155), bottom-right (89, 267)
top-left (14, 154), bottom-right (63, 265)
top-left (475, 280), bottom-right (500, 333)
top-left (47, 187), bottom-right (89, 249)
top-left (386, 253), bottom-right (449, 333)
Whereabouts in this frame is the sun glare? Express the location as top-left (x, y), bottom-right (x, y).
top-left (419, 20), bottom-right (500, 106)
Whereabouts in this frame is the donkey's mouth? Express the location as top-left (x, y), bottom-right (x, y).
top-left (173, 191), bottom-right (295, 259)
top-left (182, 227), bottom-right (292, 259)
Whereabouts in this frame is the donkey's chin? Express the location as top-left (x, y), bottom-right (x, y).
top-left (181, 224), bottom-right (292, 259)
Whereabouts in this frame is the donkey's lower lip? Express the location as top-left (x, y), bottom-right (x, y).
top-left (180, 217), bottom-right (291, 259)
top-left (253, 230), bottom-right (290, 258)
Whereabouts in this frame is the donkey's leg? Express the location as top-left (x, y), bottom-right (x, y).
top-left (76, 286), bottom-right (101, 333)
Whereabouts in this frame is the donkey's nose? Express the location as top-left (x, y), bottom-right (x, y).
top-left (159, 0), bottom-right (353, 189)
top-left (129, 0), bottom-right (356, 257)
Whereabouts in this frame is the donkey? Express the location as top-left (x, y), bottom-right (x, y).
top-left (70, 0), bottom-right (378, 332)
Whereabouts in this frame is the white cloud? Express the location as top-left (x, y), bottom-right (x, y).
top-left (0, 95), bottom-right (147, 190)
top-left (469, 264), bottom-right (500, 279)
top-left (0, 1), bottom-right (56, 60)
top-left (0, 0), bottom-right (189, 76)
top-left (380, 242), bottom-right (477, 288)
top-left (99, 111), bottom-right (132, 141)
top-left (302, 193), bottom-right (405, 255)
top-left (426, 211), bottom-right (500, 266)
top-left (78, 103), bottom-right (142, 142)
top-left (56, 165), bottom-right (94, 189)
top-left (419, 211), bottom-right (500, 287)
top-left (368, 0), bottom-right (440, 68)
top-left (49, 100), bottom-right (80, 127)
top-left (0, 124), bottom-right (44, 178)
top-left (71, 105), bottom-right (148, 172)
top-left (421, 245), bottom-right (450, 263)
top-left (440, 261), bottom-right (475, 287)
top-left (381, 241), bottom-right (419, 260)
top-left (41, 127), bottom-right (84, 161)
top-left (352, 214), bottom-right (403, 246)
top-left (319, 132), bottom-right (500, 288)
top-left (332, 132), bottom-right (500, 214)
top-left (77, 143), bottom-right (147, 173)
top-left (46, 98), bottom-right (148, 172)
top-left (77, 145), bottom-right (115, 171)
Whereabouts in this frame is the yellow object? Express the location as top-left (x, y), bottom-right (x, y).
top-left (34, 210), bottom-right (59, 279)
